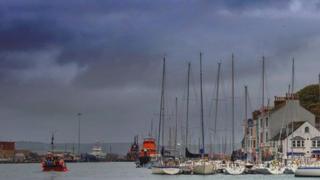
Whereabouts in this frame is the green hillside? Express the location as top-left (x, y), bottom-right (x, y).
top-left (298, 84), bottom-right (320, 116)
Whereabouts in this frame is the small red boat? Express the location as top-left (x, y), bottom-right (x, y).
top-left (42, 153), bottom-right (68, 172)
top-left (42, 133), bottom-right (68, 172)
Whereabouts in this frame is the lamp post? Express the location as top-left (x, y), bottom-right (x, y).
top-left (77, 113), bottom-right (82, 157)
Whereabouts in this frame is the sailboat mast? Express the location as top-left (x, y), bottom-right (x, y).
top-left (262, 56), bottom-right (265, 109)
top-left (150, 119), bottom-right (153, 138)
top-left (244, 86), bottom-right (248, 155)
top-left (157, 57), bottom-right (166, 153)
top-left (291, 58), bottom-right (295, 157)
top-left (318, 73), bottom-right (320, 102)
top-left (291, 58), bottom-right (295, 95)
top-left (186, 62), bottom-right (191, 148)
top-left (214, 62), bottom-right (221, 153)
top-left (231, 54), bottom-right (235, 152)
top-left (175, 97), bottom-right (178, 152)
top-left (200, 52), bottom-right (205, 155)
top-left (77, 113), bottom-right (81, 156)
top-left (51, 132), bottom-right (54, 153)
top-left (259, 56), bottom-right (265, 162)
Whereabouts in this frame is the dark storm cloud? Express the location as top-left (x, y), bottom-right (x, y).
top-left (0, 0), bottom-right (320, 144)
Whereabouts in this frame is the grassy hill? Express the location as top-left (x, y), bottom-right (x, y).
top-left (298, 84), bottom-right (320, 116)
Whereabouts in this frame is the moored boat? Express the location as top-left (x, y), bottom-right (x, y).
top-left (295, 166), bottom-right (320, 177)
top-left (179, 160), bottom-right (194, 174)
top-left (253, 161), bottom-right (285, 175)
top-left (224, 161), bottom-right (245, 175)
top-left (138, 138), bottom-right (157, 167)
top-left (151, 166), bottom-right (181, 175)
top-left (193, 159), bottom-right (216, 175)
top-left (151, 157), bottom-right (181, 175)
top-left (295, 162), bottom-right (320, 177)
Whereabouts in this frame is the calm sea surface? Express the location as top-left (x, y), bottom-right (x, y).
top-left (0, 162), bottom-right (317, 180)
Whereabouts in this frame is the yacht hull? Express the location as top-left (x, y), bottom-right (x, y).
top-left (295, 167), bottom-right (320, 177)
top-left (193, 162), bottom-right (215, 175)
top-left (151, 167), bottom-right (180, 175)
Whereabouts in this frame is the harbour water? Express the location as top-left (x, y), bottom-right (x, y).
top-left (0, 162), bottom-right (317, 180)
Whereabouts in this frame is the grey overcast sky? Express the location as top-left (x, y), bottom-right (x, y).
top-left (1, 0), bottom-right (320, 144)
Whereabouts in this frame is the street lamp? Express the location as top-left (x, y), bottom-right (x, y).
top-left (77, 113), bottom-right (82, 157)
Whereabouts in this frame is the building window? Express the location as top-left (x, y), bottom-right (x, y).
top-left (316, 118), bottom-right (320, 130)
top-left (265, 132), bottom-right (268, 142)
top-left (305, 127), bottom-right (309, 133)
top-left (297, 140), bottom-right (301, 147)
top-left (253, 140), bottom-right (256, 148)
top-left (266, 117), bottom-right (268, 127)
top-left (250, 128), bottom-right (253, 136)
top-left (317, 140), bottom-right (320, 147)
top-left (260, 133), bottom-right (263, 143)
top-left (292, 140), bottom-right (296, 147)
top-left (312, 140), bottom-right (316, 147)
top-left (302, 140), bottom-right (305, 147)
top-left (260, 119), bottom-right (263, 128)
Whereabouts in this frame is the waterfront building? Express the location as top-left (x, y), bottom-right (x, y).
top-left (0, 142), bottom-right (15, 161)
top-left (271, 121), bottom-right (320, 159)
top-left (243, 93), bottom-right (317, 161)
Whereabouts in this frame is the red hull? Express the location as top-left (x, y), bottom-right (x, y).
top-left (42, 166), bottom-right (68, 172)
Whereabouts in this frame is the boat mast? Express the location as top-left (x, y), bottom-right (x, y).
top-left (77, 113), bottom-right (81, 156)
top-left (291, 58), bottom-right (295, 95)
top-left (214, 62), bottom-right (221, 153)
top-left (259, 56), bottom-right (265, 162)
top-left (231, 54), bottom-right (235, 152)
top-left (157, 57), bottom-right (166, 153)
top-left (186, 62), bottom-right (191, 149)
top-left (200, 52), bottom-right (205, 156)
top-left (290, 58), bottom-right (295, 157)
top-left (174, 97), bottom-right (178, 153)
top-left (51, 132), bottom-right (54, 153)
top-left (150, 119), bottom-right (153, 138)
top-left (244, 85), bottom-right (248, 159)
top-left (319, 73), bottom-right (320, 102)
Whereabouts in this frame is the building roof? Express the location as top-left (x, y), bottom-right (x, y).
top-left (291, 136), bottom-right (305, 140)
top-left (271, 121), bottom-right (305, 141)
top-left (311, 136), bottom-right (320, 141)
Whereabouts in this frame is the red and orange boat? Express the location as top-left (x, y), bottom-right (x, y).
top-left (42, 153), bottom-right (68, 172)
top-left (42, 133), bottom-right (68, 172)
top-left (138, 137), bottom-right (157, 167)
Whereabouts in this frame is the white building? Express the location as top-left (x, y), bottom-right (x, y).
top-left (250, 94), bottom-right (317, 160)
top-left (259, 95), bottom-right (315, 146)
top-left (271, 121), bottom-right (320, 159)
top-left (244, 94), bottom-right (320, 160)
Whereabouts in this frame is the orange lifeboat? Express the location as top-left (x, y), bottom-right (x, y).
top-left (138, 138), bottom-right (157, 166)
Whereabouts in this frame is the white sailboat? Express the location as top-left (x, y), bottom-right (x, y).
top-left (295, 162), bottom-right (320, 177)
top-left (150, 57), bottom-right (181, 175)
top-left (253, 160), bottom-right (285, 175)
top-left (224, 160), bottom-right (245, 175)
top-left (151, 159), bottom-right (181, 175)
top-left (193, 159), bottom-right (216, 175)
top-left (224, 55), bottom-right (246, 175)
top-left (191, 53), bottom-right (216, 175)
